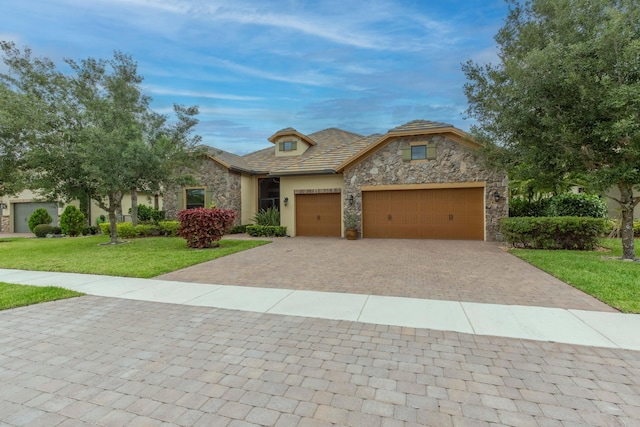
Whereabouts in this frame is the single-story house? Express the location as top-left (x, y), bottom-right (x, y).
top-left (1, 190), bottom-right (161, 233)
top-left (163, 120), bottom-right (509, 241)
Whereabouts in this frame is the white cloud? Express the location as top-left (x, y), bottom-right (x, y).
top-left (144, 85), bottom-right (262, 101)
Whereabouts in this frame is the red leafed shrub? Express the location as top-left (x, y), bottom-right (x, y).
top-left (177, 208), bottom-right (237, 248)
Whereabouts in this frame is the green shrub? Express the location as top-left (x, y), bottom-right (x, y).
top-left (246, 225), bottom-right (287, 237)
top-left (96, 214), bottom-right (107, 226)
top-left (99, 222), bottom-right (110, 235)
top-left (635, 221), bottom-right (640, 236)
top-left (547, 193), bottom-right (608, 218)
top-left (52, 226), bottom-right (62, 234)
top-left (130, 205), bottom-right (165, 224)
top-left (99, 222), bottom-right (138, 238)
top-left (28, 208), bottom-right (53, 233)
top-left (82, 226), bottom-right (101, 235)
top-left (34, 224), bottom-right (55, 238)
top-left (508, 197), bottom-right (551, 217)
top-left (60, 205), bottom-right (85, 236)
top-left (228, 224), bottom-right (248, 234)
top-left (159, 221), bottom-right (180, 237)
top-left (134, 224), bottom-right (161, 237)
top-left (178, 208), bottom-right (237, 248)
top-left (252, 207), bottom-right (280, 226)
top-left (500, 217), bottom-right (605, 250)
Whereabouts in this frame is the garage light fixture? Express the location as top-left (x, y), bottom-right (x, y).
top-left (0, 203), bottom-right (6, 210)
top-left (348, 195), bottom-right (354, 206)
top-left (493, 191), bottom-right (501, 202)
top-left (284, 197), bottom-right (289, 207)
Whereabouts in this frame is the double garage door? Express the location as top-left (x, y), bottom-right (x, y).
top-left (362, 187), bottom-right (484, 240)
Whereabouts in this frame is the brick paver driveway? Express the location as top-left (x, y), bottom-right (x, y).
top-left (1, 297), bottom-right (639, 426)
top-left (158, 237), bottom-right (614, 312)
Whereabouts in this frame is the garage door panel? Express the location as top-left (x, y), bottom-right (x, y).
top-left (295, 193), bottom-right (341, 237)
top-left (363, 188), bottom-right (484, 240)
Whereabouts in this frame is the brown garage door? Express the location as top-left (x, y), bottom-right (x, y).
top-left (362, 188), bottom-right (484, 240)
top-left (296, 193), bottom-right (341, 237)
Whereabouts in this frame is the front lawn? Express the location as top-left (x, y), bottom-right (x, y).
top-left (0, 236), bottom-right (270, 278)
top-left (0, 282), bottom-right (83, 310)
top-left (511, 238), bottom-right (640, 313)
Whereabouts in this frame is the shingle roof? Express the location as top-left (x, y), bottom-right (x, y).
top-left (201, 146), bottom-right (254, 172)
top-left (203, 120), bottom-right (470, 176)
top-left (388, 120), bottom-right (453, 133)
top-left (241, 127), bottom-right (372, 175)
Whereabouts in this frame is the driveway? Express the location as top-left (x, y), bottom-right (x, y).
top-left (157, 237), bottom-right (615, 312)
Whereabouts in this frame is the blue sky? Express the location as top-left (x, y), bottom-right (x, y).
top-left (1, 0), bottom-right (508, 154)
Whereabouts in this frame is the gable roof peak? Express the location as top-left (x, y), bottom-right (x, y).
top-left (389, 120), bottom-right (453, 133)
top-left (268, 127), bottom-right (317, 146)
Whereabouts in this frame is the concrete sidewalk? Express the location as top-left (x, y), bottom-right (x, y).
top-left (1, 268), bottom-right (639, 351)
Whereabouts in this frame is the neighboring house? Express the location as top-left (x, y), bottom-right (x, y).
top-left (164, 120), bottom-right (509, 241)
top-left (603, 187), bottom-right (640, 220)
top-left (1, 190), bottom-right (162, 233)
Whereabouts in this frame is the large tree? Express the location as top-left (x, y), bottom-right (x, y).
top-left (0, 43), bottom-right (201, 243)
top-left (463, 0), bottom-right (640, 260)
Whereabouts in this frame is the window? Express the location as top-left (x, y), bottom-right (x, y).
top-left (411, 145), bottom-right (427, 160)
top-left (185, 188), bottom-right (205, 209)
top-left (279, 140), bottom-right (297, 151)
top-left (403, 143), bottom-right (436, 161)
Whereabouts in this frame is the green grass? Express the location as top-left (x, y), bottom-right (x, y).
top-left (511, 238), bottom-right (640, 313)
top-left (0, 282), bottom-right (83, 310)
top-left (0, 236), bottom-right (270, 278)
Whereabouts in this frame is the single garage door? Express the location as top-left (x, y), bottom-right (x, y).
top-left (362, 187), bottom-right (484, 240)
top-left (13, 202), bottom-right (58, 233)
top-left (296, 193), bottom-right (341, 237)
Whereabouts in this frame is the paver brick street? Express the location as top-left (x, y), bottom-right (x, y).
top-left (1, 296), bottom-right (639, 426)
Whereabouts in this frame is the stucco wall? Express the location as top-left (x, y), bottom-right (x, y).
top-left (164, 158), bottom-right (242, 223)
top-left (280, 175), bottom-right (344, 237)
top-left (605, 187), bottom-right (640, 220)
top-left (241, 175), bottom-right (257, 225)
top-left (343, 134), bottom-right (508, 241)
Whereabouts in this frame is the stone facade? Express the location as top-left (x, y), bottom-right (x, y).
top-left (343, 134), bottom-right (508, 241)
top-left (1, 216), bottom-right (8, 232)
top-left (163, 158), bottom-right (242, 224)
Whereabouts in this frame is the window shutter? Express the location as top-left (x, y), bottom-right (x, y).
top-left (292, 140), bottom-right (297, 150)
top-left (426, 144), bottom-right (437, 159)
top-left (401, 146), bottom-right (411, 161)
top-left (205, 187), bottom-right (214, 208)
top-left (177, 189), bottom-right (184, 211)
top-left (279, 141), bottom-right (284, 151)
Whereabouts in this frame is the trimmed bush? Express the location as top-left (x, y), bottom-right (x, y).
top-left (253, 207), bottom-right (280, 226)
top-left (28, 208), bottom-right (53, 233)
top-left (52, 226), bottom-right (62, 234)
top-left (547, 193), bottom-right (608, 218)
top-left (99, 222), bottom-right (164, 238)
top-left (228, 224), bottom-right (248, 234)
top-left (60, 205), bottom-right (85, 236)
top-left (177, 208), bottom-right (237, 248)
top-left (34, 224), bottom-right (55, 238)
top-left (159, 221), bottom-right (180, 237)
top-left (508, 197), bottom-right (551, 217)
top-left (246, 225), bottom-right (287, 237)
top-left (500, 217), bottom-right (606, 250)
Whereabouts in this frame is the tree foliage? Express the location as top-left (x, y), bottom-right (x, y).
top-left (463, 0), bottom-right (640, 259)
top-left (0, 42), bottom-right (202, 243)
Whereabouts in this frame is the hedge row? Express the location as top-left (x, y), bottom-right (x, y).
top-left (500, 217), bottom-right (606, 250)
top-left (509, 193), bottom-right (608, 218)
top-left (246, 225), bottom-right (287, 237)
top-left (99, 221), bottom-right (180, 238)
